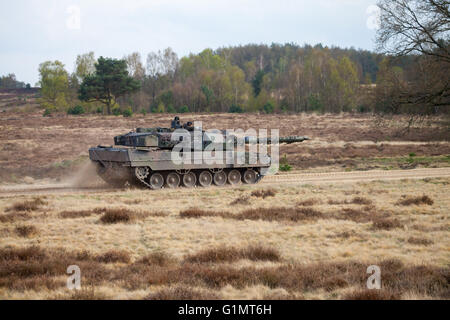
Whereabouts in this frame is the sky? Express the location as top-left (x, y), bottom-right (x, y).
top-left (0, 0), bottom-right (381, 85)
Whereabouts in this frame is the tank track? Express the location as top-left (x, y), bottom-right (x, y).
top-left (95, 162), bottom-right (263, 189)
top-left (134, 167), bottom-right (263, 190)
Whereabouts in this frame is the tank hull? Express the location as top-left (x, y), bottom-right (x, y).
top-left (89, 146), bottom-right (270, 189)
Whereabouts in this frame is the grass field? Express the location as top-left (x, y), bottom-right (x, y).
top-left (0, 111), bottom-right (449, 183)
top-left (0, 177), bottom-right (448, 299)
top-left (0, 111), bottom-right (449, 299)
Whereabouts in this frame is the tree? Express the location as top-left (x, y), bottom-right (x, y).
top-left (377, 0), bottom-right (449, 61)
top-left (252, 70), bottom-right (265, 97)
top-left (38, 61), bottom-right (69, 110)
top-left (376, 0), bottom-right (450, 112)
top-left (0, 73), bottom-right (25, 89)
top-left (75, 52), bottom-right (96, 81)
top-left (79, 57), bottom-right (141, 114)
top-left (125, 52), bottom-right (145, 80)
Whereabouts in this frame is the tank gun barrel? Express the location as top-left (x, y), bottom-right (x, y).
top-left (244, 136), bottom-right (309, 144)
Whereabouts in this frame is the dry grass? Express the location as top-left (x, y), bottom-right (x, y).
top-left (52, 287), bottom-right (108, 300)
top-left (230, 196), bottom-right (251, 206)
top-left (0, 175), bottom-right (448, 299)
top-left (180, 207), bottom-right (324, 222)
top-left (263, 292), bottom-right (304, 300)
top-left (343, 289), bottom-right (401, 300)
top-left (184, 246), bottom-right (281, 264)
top-left (371, 218), bottom-right (403, 231)
top-left (0, 246), bottom-right (109, 291)
top-left (407, 237), bottom-right (434, 246)
top-left (0, 212), bottom-right (31, 223)
top-left (95, 250), bottom-right (131, 264)
top-left (6, 197), bottom-right (47, 212)
top-left (145, 286), bottom-right (221, 300)
top-left (180, 206), bottom-right (389, 224)
top-left (351, 197), bottom-right (373, 205)
top-left (0, 245), bottom-right (448, 299)
top-left (98, 208), bottom-right (167, 224)
top-left (327, 197), bottom-right (373, 206)
top-left (15, 225), bottom-right (39, 238)
top-left (136, 252), bottom-right (175, 267)
top-left (297, 198), bottom-right (321, 206)
top-left (99, 209), bottom-right (132, 224)
top-left (59, 209), bottom-right (104, 219)
top-left (251, 188), bottom-right (277, 199)
top-left (0, 112), bottom-right (448, 183)
top-left (396, 195), bottom-right (434, 206)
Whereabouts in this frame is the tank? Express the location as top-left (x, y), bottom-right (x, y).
top-left (89, 117), bottom-right (309, 189)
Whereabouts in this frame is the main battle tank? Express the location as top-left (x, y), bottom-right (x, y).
top-left (89, 117), bottom-right (309, 189)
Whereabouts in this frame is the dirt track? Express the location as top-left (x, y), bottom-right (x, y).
top-left (262, 167), bottom-right (450, 184)
top-left (1, 167), bottom-right (449, 196)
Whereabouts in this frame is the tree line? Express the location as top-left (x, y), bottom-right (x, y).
top-left (31, 0), bottom-right (449, 116)
top-left (0, 74), bottom-right (30, 89)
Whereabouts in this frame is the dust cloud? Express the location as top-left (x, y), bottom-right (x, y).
top-left (65, 160), bottom-right (105, 188)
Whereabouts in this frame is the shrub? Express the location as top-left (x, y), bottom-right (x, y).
top-left (137, 252), bottom-right (174, 267)
top-left (372, 218), bottom-right (402, 230)
top-left (95, 250), bottom-right (131, 264)
top-left (15, 225), bottom-right (39, 238)
top-left (99, 209), bottom-right (132, 224)
top-left (263, 102), bottom-right (275, 114)
top-left (407, 237), bottom-right (434, 246)
top-left (6, 197), bottom-right (47, 212)
top-left (184, 246), bottom-right (281, 264)
top-left (279, 164), bottom-right (292, 172)
top-left (251, 188), bottom-right (277, 199)
top-left (279, 155), bottom-right (292, 171)
top-left (396, 195), bottom-right (434, 206)
top-left (228, 104), bottom-right (243, 113)
top-left (67, 105), bottom-right (85, 115)
top-left (152, 102), bottom-right (165, 113)
top-left (112, 106), bottom-right (121, 116)
top-left (122, 107), bottom-right (133, 117)
top-left (140, 108), bottom-right (147, 115)
top-left (145, 286), bottom-right (220, 300)
top-left (43, 108), bottom-right (52, 117)
top-left (179, 105), bottom-right (189, 113)
top-left (167, 105), bottom-right (176, 113)
top-left (343, 289), bottom-right (400, 300)
top-left (352, 197), bottom-right (373, 205)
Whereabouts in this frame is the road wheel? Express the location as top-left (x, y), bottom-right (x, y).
top-left (213, 171), bottom-right (227, 186)
top-left (227, 169), bottom-right (241, 185)
top-left (243, 169), bottom-right (258, 184)
top-left (183, 172), bottom-right (197, 188)
top-left (166, 172), bottom-right (180, 188)
top-left (198, 171), bottom-right (213, 187)
top-left (149, 172), bottom-right (164, 189)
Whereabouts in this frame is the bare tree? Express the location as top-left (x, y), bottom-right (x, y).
top-left (75, 52), bottom-right (96, 82)
top-left (125, 52), bottom-right (145, 80)
top-left (377, 0), bottom-right (449, 61)
top-left (376, 0), bottom-right (450, 114)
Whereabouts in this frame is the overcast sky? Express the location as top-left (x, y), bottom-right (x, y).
top-left (0, 0), bottom-right (380, 85)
